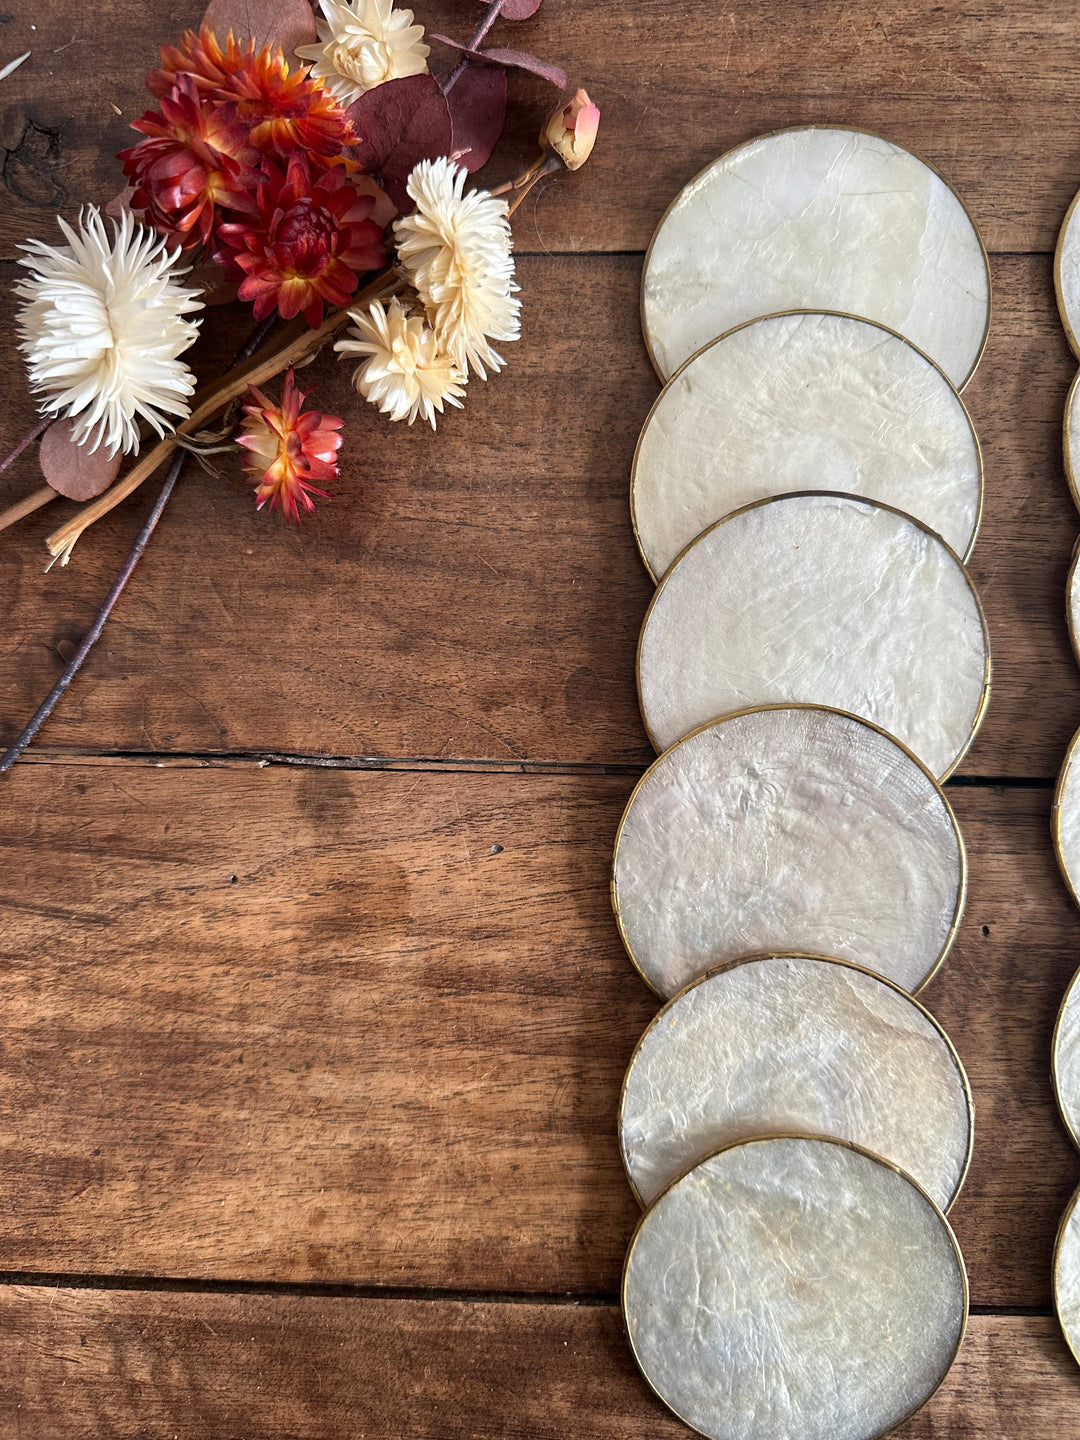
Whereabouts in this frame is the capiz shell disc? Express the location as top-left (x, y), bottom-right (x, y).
top-left (636, 492), bottom-right (990, 779)
top-left (631, 311), bottom-right (983, 580)
top-left (612, 706), bottom-right (965, 998)
top-left (641, 125), bottom-right (990, 388)
top-left (623, 1136), bottom-right (968, 1440)
top-left (1052, 966), bottom-right (1080, 1152)
top-left (1054, 1185), bottom-right (1080, 1370)
top-left (1052, 725), bottom-right (1080, 915)
top-left (619, 954), bottom-right (973, 1211)
top-left (1056, 189), bottom-right (1080, 363)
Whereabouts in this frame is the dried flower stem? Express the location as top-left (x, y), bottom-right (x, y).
top-left (441, 0), bottom-right (503, 95)
top-left (0, 449), bottom-right (187, 774)
top-left (46, 273), bottom-right (400, 563)
top-left (493, 152), bottom-right (564, 216)
top-left (0, 416), bottom-right (51, 478)
top-left (0, 485), bottom-right (56, 534)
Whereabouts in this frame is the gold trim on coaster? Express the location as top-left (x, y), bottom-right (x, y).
top-left (611, 703), bottom-right (968, 999)
top-left (616, 951), bottom-right (975, 1212)
top-left (1054, 188), bottom-right (1080, 363)
top-left (1051, 966), bottom-right (1080, 1154)
top-left (1052, 1182), bottom-right (1080, 1371)
top-left (628, 308), bottom-right (986, 582)
top-left (1051, 723), bottom-right (1080, 914)
top-left (639, 124), bottom-right (993, 392)
top-left (621, 1132), bottom-right (970, 1440)
top-left (632, 491), bottom-right (993, 779)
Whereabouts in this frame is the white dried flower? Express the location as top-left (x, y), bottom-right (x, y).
top-left (16, 207), bottom-right (203, 457)
top-left (296, 0), bottom-right (429, 106)
top-left (394, 158), bottom-right (521, 382)
top-left (336, 297), bottom-right (465, 429)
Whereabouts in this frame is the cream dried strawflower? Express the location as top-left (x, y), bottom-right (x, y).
top-left (16, 207), bottom-right (203, 457)
top-left (394, 158), bottom-right (520, 381)
top-left (296, 0), bottom-right (429, 105)
top-left (337, 297), bottom-right (465, 428)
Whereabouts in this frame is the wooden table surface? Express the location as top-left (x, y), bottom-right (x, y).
top-left (2, 0), bottom-right (1080, 1433)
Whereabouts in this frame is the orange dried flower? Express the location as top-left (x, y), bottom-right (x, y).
top-left (148, 27), bottom-right (357, 161)
top-left (215, 152), bottom-right (386, 326)
top-left (237, 367), bottom-right (343, 522)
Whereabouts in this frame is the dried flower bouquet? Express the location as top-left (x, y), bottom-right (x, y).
top-left (0, 0), bottom-right (598, 771)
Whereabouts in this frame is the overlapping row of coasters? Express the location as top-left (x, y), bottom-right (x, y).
top-left (614, 125), bottom-right (993, 1440)
top-left (1049, 187), bottom-right (1080, 1372)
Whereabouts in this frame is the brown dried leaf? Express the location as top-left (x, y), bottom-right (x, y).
top-left (432, 35), bottom-right (567, 88)
top-left (201, 0), bottom-right (317, 54)
top-left (39, 419), bottom-right (122, 502)
top-left (348, 74), bottom-right (454, 212)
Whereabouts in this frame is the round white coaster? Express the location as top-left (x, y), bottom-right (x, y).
top-left (641, 126), bottom-right (990, 388)
top-left (1053, 727), bottom-right (1080, 914)
top-left (613, 705), bottom-right (965, 998)
top-left (1056, 190), bottom-right (1080, 362)
top-left (619, 954), bottom-right (973, 1211)
top-left (631, 310), bottom-right (983, 580)
top-left (623, 1135), bottom-right (968, 1440)
top-left (636, 491), bottom-right (990, 779)
top-left (1054, 1184), bottom-right (1080, 1370)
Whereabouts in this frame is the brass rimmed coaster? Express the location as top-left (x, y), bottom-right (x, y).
top-left (622, 1135), bottom-right (968, 1440)
top-left (632, 311), bottom-right (984, 580)
top-left (1055, 1186), bottom-right (1080, 1372)
top-left (1064, 374), bottom-right (1080, 518)
top-left (641, 126), bottom-right (991, 387)
top-left (612, 705), bottom-right (965, 998)
top-left (1052, 725), bottom-right (1080, 914)
top-left (1068, 540), bottom-right (1080, 667)
top-left (1052, 967), bottom-right (1080, 1152)
top-left (619, 954), bottom-right (974, 1212)
top-left (1056, 190), bottom-right (1080, 362)
top-left (636, 492), bottom-right (991, 780)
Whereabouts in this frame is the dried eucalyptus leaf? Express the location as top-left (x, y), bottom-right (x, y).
top-left (39, 418), bottom-right (121, 502)
top-left (446, 64), bottom-right (507, 173)
top-left (348, 74), bottom-right (454, 211)
top-left (201, 0), bottom-right (317, 54)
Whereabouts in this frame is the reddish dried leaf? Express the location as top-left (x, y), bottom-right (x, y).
top-left (39, 419), bottom-right (122, 503)
top-left (347, 74), bottom-right (454, 212)
top-left (432, 36), bottom-right (566, 88)
top-left (201, 0), bottom-right (317, 54)
top-left (474, 0), bottom-right (543, 19)
top-left (446, 64), bottom-right (507, 173)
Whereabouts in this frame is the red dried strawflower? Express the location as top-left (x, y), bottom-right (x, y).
top-left (119, 75), bottom-right (256, 249)
top-left (148, 27), bottom-right (356, 162)
top-left (215, 153), bottom-right (386, 327)
top-left (237, 368), bottom-right (343, 523)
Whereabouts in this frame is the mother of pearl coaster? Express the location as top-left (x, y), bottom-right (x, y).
top-left (1063, 373), bottom-right (1080, 517)
top-left (619, 954), bottom-right (973, 1211)
top-left (641, 126), bottom-right (991, 388)
top-left (622, 1135), bottom-right (968, 1440)
top-left (1052, 966), bottom-right (1080, 1152)
top-left (1053, 726), bottom-right (1080, 914)
top-left (631, 311), bottom-right (983, 580)
top-left (1056, 190), bottom-right (1080, 362)
top-left (636, 492), bottom-right (990, 779)
top-left (612, 705), bottom-right (965, 998)
top-left (1054, 1185), bottom-right (1080, 1371)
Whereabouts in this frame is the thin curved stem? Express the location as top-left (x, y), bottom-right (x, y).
top-left (0, 417), bottom-right (50, 479)
top-left (0, 449), bottom-right (186, 774)
top-left (441, 0), bottom-right (504, 94)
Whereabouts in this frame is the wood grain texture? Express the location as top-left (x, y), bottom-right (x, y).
top-left (0, 1290), bottom-right (1073, 1439)
top-left (0, 760), bottom-right (1071, 1307)
top-left (5, 1), bottom-right (1080, 257)
top-left (0, 254), bottom-right (1077, 775)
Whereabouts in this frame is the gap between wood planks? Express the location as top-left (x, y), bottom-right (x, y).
top-left (3, 748), bottom-right (1060, 787)
top-left (0, 1267), bottom-right (1050, 1320)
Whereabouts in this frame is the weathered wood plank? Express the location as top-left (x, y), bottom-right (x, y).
top-left (0, 254), bottom-right (1076, 775)
top-left (4, 1), bottom-right (1080, 257)
top-left (0, 1291), bottom-right (1072, 1439)
top-left (0, 762), bottom-right (1071, 1306)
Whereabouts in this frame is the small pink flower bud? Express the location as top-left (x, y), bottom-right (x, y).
top-left (542, 88), bottom-right (600, 171)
